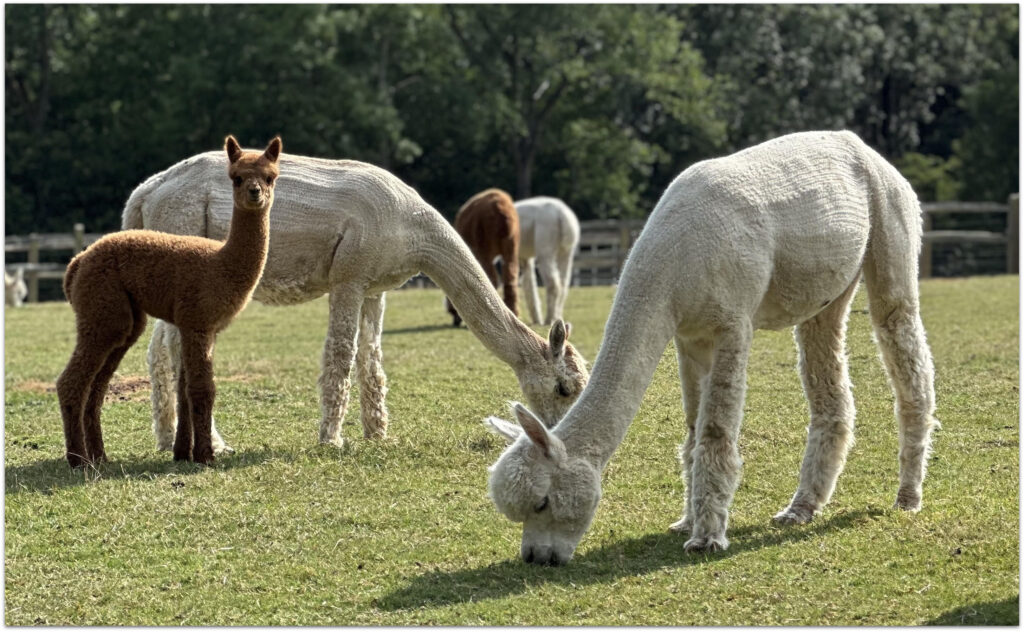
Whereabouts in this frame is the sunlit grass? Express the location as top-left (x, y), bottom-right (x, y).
top-left (4, 277), bottom-right (1018, 625)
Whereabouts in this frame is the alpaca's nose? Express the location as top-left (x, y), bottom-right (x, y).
top-left (247, 184), bottom-right (261, 198)
top-left (522, 545), bottom-right (565, 566)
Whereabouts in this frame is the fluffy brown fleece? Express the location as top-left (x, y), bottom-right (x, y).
top-left (56, 135), bottom-right (281, 467)
top-left (446, 188), bottom-right (520, 326)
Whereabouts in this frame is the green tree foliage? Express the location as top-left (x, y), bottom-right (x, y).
top-left (4, 4), bottom-right (1019, 236)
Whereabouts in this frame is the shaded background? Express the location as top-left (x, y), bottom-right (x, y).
top-left (5, 4), bottom-right (1019, 235)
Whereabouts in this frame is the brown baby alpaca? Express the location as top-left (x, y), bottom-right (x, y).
top-left (446, 188), bottom-right (520, 326)
top-left (56, 136), bottom-right (281, 467)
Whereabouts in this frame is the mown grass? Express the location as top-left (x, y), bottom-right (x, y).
top-left (4, 276), bottom-right (1019, 625)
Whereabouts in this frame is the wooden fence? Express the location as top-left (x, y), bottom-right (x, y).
top-left (6, 196), bottom-right (1019, 302)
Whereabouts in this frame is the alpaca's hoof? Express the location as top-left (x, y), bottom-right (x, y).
top-left (773, 505), bottom-right (816, 525)
top-left (319, 435), bottom-right (345, 449)
top-left (214, 443), bottom-right (235, 455)
top-left (66, 453), bottom-right (89, 469)
top-left (668, 517), bottom-right (693, 534)
top-left (684, 534), bottom-right (729, 554)
top-left (173, 448), bottom-right (192, 462)
top-left (192, 450), bottom-right (216, 466)
top-left (895, 487), bottom-right (922, 512)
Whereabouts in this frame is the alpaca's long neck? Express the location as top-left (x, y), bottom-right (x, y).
top-left (555, 262), bottom-right (678, 469)
top-left (414, 211), bottom-right (543, 369)
top-left (216, 202), bottom-right (272, 291)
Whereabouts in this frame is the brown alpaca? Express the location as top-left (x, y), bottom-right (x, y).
top-left (445, 188), bottom-right (520, 326)
top-left (56, 136), bottom-right (281, 467)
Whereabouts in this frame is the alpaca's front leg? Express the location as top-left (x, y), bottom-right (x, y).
top-left (538, 258), bottom-right (562, 326)
top-left (318, 285), bottom-right (363, 447)
top-left (356, 293), bottom-right (389, 439)
top-left (149, 320), bottom-right (233, 454)
top-left (520, 258), bottom-right (543, 325)
top-left (177, 329), bottom-right (217, 464)
top-left (669, 338), bottom-right (711, 535)
top-left (685, 324), bottom-right (752, 553)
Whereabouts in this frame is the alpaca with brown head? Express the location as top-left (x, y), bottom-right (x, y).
top-left (445, 188), bottom-right (520, 326)
top-left (56, 135), bottom-right (280, 467)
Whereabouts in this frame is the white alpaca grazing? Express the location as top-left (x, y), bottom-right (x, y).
top-left (5, 268), bottom-right (27, 307)
top-left (123, 151), bottom-right (589, 452)
top-left (486, 131), bottom-right (938, 565)
top-left (515, 197), bottom-right (580, 326)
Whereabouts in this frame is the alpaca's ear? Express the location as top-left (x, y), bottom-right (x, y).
top-left (513, 402), bottom-right (565, 464)
top-left (485, 416), bottom-right (522, 444)
top-left (564, 322), bottom-right (572, 341)
top-left (225, 136), bottom-right (243, 164)
top-left (549, 319), bottom-right (567, 358)
top-left (263, 136), bottom-right (282, 163)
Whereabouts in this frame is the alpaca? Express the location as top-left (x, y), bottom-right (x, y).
top-left (485, 131), bottom-right (938, 565)
top-left (123, 150), bottom-right (588, 452)
top-left (515, 197), bottom-right (580, 326)
top-left (56, 136), bottom-right (281, 467)
top-left (445, 188), bottom-right (520, 327)
top-left (6, 268), bottom-right (27, 307)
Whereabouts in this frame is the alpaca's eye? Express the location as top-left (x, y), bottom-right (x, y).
top-left (556, 381), bottom-right (570, 397)
top-left (534, 496), bottom-right (549, 513)
top-left (233, 176), bottom-right (243, 187)
top-left (265, 176), bottom-right (274, 185)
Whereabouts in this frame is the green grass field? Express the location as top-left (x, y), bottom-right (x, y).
top-left (4, 276), bottom-right (1019, 625)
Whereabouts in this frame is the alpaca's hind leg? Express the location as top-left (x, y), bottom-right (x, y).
top-left (82, 306), bottom-right (148, 462)
top-left (57, 344), bottom-right (113, 468)
top-left (775, 278), bottom-right (860, 525)
top-left (685, 322), bottom-right (752, 553)
top-left (520, 258), bottom-right (543, 325)
top-left (553, 249), bottom-right (574, 322)
top-left (318, 285), bottom-right (363, 447)
top-left (149, 321), bottom-right (232, 454)
top-left (356, 293), bottom-right (389, 440)
top-left (176, 329), bottom-right (217, 464)
top-left (863, 249), bottom-right (938, 512)
top-left (173, 360), bottom-right (193, 461)
top-left (669, 337), bottom-right (711, 534)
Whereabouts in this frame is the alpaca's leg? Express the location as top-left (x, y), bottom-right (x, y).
top-left (173, 360), bottom-right (192, 461)
top-left (356, 293), bottom-right (389, 439)
top-left (553, 249), bottom-right (574, 322)
top-left (82, 305), bottom-right (148, 462)
top-left (318, 285), bottom-right (363, 447)
top-left (685, 322), bottom-right (752, 553)
top-left (538, 257), bottom-right (562, 327)
top-left (500, 239), bottom-right (520, 317)
top-left (520, 257), bottom-right (543, 325)
top-left (863, 248), bottom-right (938, 512)
top-left (775, 278), bottom-right (860, 524)
top-left (669, 337), bottom-right (711, 534)
top-left (149, 321), bottom-right (232, 454)
top-left (177, 329), bottom-right (217, 464)
top-left (57, 343), bottom-right (114, 468)
top-left (478, 255), bottom-right (500, 290)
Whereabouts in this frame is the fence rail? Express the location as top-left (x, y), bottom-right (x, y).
top-left (6, 196), bottom-right (1019, 302)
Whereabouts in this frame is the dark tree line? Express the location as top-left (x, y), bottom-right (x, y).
top-left (5, 4), bottom-right (1018, 236)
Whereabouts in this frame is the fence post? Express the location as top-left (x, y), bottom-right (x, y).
top-left (27, 233), bottom-right (40, 303)
top-left (73, 223), bottom-right (86, 255)
top-left (1007, 194), bottom-right (1019, 275)
top-left (919, 211), bottom-right (933, 279)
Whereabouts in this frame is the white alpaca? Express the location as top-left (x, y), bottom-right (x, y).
top-left (5, 268), bottom-right (27, 307)
top-left (486, 131), bottom-right (938, 565)
top-left (515, 197), bottom-right (580, 326)
top-left (123, 151), bottom-right (589, 452)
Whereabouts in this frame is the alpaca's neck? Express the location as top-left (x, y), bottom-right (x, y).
top-left (415, 212), bottom-right (543, 369)
top-left (216, 203), bottom-right (271, 290)
top-left (555, 266), bottom-right (677, 469)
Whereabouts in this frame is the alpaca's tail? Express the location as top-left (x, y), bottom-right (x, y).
top-left (63, 254), bottom-right (81, 304)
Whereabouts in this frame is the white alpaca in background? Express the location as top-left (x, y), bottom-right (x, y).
top-left (486, 131), bottom-right (938, 565)
top-left (5, 268), bottom-right (27, 307)
top-left (123, 151), bottom-right (589, 453)
top-left (515, 197), bottom-right (580, 326)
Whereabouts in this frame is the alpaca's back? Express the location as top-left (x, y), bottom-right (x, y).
top-left (454, 189), bottom-right (519, 257)
top-left (515, 197), bottom-right (579, 261)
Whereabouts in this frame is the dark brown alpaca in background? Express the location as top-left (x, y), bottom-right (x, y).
top-left (445, 188), bottom-right (520, 326)
top-left (56, 135), bottom-right (281, 467)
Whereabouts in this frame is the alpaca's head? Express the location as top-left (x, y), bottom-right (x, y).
top-left (486, 403), bottom-right (601, 566)
top-left (225, 135), bottom-right (281, 212)
top-left (517, 320), bottom-right (589, 426)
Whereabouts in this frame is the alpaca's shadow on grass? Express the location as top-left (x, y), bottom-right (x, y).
top-left (926, 596), bottom-right (1019, 626)
top-left (378, 508), bottom-right (883, 611)
top-left (383, 324), bottom-right (456, 336)
top-left (4, 447), bottom-right (283, 495)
